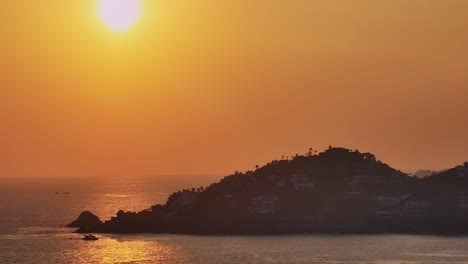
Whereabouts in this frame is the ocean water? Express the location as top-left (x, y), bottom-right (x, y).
top-left (1, 176), bottom-right (468, 264)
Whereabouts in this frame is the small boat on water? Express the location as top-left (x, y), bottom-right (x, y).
top-left (83, 235), bottom-right (99, 241)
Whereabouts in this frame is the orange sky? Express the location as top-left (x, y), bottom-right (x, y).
top-left (1, 0), bottom-right (468, 178)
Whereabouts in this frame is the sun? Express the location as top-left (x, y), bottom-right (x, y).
top-left (99, 0), bottom-right (141, 31)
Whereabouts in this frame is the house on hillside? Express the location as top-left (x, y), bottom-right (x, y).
top-left (266, 174), bottom-right (315, 190)
top-left (248, 196), bottom-right (279, 214)
top-left (266, 175), bottom-right (287, 188)
top-left (402, 196), bottom-right (433, 218)
top-left (349, 175), bottom-right (367, 191)
top-left (276, 176), bottom-right (287, 188)
top-left (375, 196), bottom-right (402, 208)
top-left (290, 174), bottom-right (315, 190)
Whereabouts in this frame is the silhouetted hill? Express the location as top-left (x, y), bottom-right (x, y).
top-left (69, 147), bottom-right (468, 234)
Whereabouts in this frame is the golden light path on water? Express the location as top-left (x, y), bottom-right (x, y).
top-left (62, 234), bottom-right (468, 264)
top-left (79, 238), bottom-right (177, 263)
top-left (3, 232), bottom-right (468, 263)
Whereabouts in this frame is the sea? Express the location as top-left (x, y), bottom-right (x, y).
top-left (1, 176), bottom-right (468, 264)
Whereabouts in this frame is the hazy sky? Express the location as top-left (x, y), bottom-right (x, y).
top-left (1, 0), bottom-right (468, 178)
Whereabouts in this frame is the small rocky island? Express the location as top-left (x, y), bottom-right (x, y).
top-left (68, 147), bottom-right (468, 234)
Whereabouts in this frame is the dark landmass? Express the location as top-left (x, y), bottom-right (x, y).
top-left (67, 211), bottom-right (102, 229)
top-left (69, 147), bottom-right (468, 234)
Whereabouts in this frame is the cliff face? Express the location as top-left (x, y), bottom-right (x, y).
top-left (69, 148), bottom-right (468, 234)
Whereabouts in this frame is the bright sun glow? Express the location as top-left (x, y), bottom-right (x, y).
top-left (99, 0), bottom-right (141, 31)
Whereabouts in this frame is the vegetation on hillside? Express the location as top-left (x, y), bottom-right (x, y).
top-left (71, 147), bottom-right (468, 234)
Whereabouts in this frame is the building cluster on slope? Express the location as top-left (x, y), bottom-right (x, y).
top-left (244, 163), bottom-right (468, 225)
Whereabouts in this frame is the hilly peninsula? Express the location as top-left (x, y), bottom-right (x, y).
top-left (68, 147), bottom-right (468, 234)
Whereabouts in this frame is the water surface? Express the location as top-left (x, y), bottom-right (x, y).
top-left (1, 176), bottom-right (468, 264)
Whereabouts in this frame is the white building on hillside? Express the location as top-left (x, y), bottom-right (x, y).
top-left (290, 174), bottom-right (315, 190)
top-left (375, 196), bottom-right (401, 207)
top-left (248, 196), bottom-right (279, 214)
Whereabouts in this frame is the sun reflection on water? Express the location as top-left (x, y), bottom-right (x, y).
top-left (81, 237), bottom-right (177, 264)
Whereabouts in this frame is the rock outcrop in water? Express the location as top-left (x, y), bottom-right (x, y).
top-left (69, 147), bottom-right (468, 234)
top-left (67, 211), bottom-right (102, 230)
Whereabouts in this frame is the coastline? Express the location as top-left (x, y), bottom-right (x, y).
top-left (68, 148), bottom-right (468, 237)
